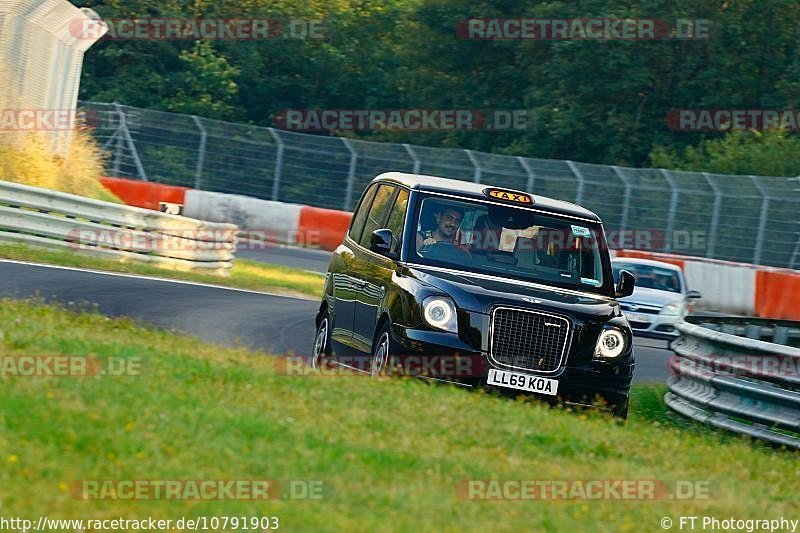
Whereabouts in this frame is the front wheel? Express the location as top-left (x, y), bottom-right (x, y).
top-left (370, 322), bottom-right (395, 378)
top-left (311, 309), bottom-right (331, 369)
top-left (612, 397), bottom-right (629, 420)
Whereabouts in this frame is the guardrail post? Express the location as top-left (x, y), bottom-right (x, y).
top-left (702, 173), bottom-right (722, 259)
top-left (341, 138), bottom-right (358, 211)
top-left (517, 157), bottom-right (536, 193)
top-left (404, 143), bottom-right (421, 174)
top-left (565, 160), bottom-right (585, 205)
top-left (611, 166), bottom-right (633, 234)
top-left (744, 324), bottom-right (762, 340)
top-left (772, 326), bottom-right (789, 345)
top-left (465, 150), bottom-right (482, 184)
top-left (268, 128), bottom-right (285, 201)
top-left (659, 169), bottom-right (680, 252)
top-left (192, 115), bottom-right (207, 190)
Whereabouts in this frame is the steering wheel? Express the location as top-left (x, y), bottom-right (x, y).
top-left (418, 241), bottom-right (471, 262)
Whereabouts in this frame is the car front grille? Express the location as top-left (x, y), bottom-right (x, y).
top-left (489, 308), bottom-right (571, 373)
top-left (620, 303), bottom-right (661, 314)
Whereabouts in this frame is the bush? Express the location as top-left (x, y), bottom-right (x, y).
top-left (0, 130), bottom-right (121, 203)
top-left (650, 130), bottom-right (800, 177)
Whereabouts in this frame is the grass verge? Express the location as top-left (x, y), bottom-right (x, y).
top-left (0, 300), bottom-right (797, 531)
top-left (0, 242), bottom-right (324, 299)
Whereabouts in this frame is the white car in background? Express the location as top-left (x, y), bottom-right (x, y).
top-left (612, 258), bottom-right (702, 339)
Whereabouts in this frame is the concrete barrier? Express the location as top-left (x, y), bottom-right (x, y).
top-left (100, 177), bottom-right (189, 212)
top-left (103, 180), bottom-right (799, 318)
top-left (615, 250), bottom-right (800, 320)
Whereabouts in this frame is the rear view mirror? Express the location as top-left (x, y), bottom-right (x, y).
top-left (686, 289), bottom-right (702, 299)
top-left (615, 270), bottom-right (635, 298)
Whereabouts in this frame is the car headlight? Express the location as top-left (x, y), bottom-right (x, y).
top-left (422, 296), bottom-right (458, 333)
top-left (660, 302), bottom-right (684, 316)
top-left (594, 328), bottom-right (627, 359)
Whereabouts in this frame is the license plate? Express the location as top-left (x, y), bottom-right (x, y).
top-left (487, 368), bottom-right (559, 396)
top-left (626, 312), bottom-right (650, 323)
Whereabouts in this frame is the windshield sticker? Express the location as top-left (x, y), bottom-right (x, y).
top-left (571, 225), bottom-right (591, 238)
top-left (581, 277), bottom-right (602, 286)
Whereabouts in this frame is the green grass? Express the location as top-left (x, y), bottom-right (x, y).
top-left (0, 300), bottom-right (797, 531)
top-left (0, 242), bottom-right (324, 299)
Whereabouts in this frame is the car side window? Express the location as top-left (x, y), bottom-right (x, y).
top-left (349, 185), bottom-right (378, 243)
top-left (358, 184), bottom-right (396, 248)
top-left (385, 188), bottom-right (409, 254)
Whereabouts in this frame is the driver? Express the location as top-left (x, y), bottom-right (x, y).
top-left (416, 204), bottom-right (466, 252)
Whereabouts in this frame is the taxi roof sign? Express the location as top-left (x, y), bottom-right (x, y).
top-left (484, 188), bottom-right (534, 205)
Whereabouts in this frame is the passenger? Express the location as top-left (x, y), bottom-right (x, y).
top-left (469, 214), bottom-right (504, 252)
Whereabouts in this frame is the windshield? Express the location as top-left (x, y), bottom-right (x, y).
top-left (410, 195), bottom-right (608, 294)
top-left (613, 262), bottom-right (683, 293)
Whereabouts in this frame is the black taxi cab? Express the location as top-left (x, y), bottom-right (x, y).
top-left (312, 172), bottom-right (636, 417)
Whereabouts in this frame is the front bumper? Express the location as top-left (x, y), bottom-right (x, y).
top-left (391, 323), bottom-right (633, 409)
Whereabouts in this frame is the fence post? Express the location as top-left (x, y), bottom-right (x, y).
top-left (465, 150), bottom-right (482, 183)
top-left (565, 160), bottom-right (585, 205)
top-left (112, 103), bottom-right (148, 181)
top-left (268, 128), bottom-right (285, 201)
top-left (517, 157), bottom-right (536, 193)
top-left (192, 115), bottom-right (207, 190)
top-left (791, 178), bottom-right (800, 269)
top-left (702, 172), bottom-right (722, 259)
top-left (404, 143), bottom-right (421, 174)
top-left (659, 169), bottom-right (679, 252)
top-left (341, 138), bottom-right (358, 211)
top-left (750, 176), bottom-right (771, 265)
top-left (611, 166), bottom-right (633, 235)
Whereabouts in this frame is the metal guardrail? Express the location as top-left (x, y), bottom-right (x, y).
top-left (666, 315), bottom-right (800, 450)
top-left (0, 180), bottom-right (238, 275)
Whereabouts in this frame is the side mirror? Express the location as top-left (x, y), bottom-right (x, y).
top-left (370, 229), bottom-right (395, 256)
top-left (615, 270), bottom-right (635, 298)
top-left (686, 289), bottom-right (702, 300)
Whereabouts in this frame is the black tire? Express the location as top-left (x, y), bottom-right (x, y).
top-left (612, 397), bottom-right (629, 420)
top-left (370, 321), bottom-right (395, 378)
top-left (311, 308), bottom-right (332, 369)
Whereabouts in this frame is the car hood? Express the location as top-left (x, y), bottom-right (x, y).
top-left (619, 286), bottom-right (684, 308)
top-left (404, 264), bottom-right (619, 320)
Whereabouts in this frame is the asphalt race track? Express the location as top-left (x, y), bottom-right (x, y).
top-left (0, 258), bottom-right (673, 383)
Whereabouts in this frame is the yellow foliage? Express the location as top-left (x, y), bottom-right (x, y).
top-left (0, 130), bottom-right (121, 203)
top-left (0, 62), bottom-right (119, 202)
